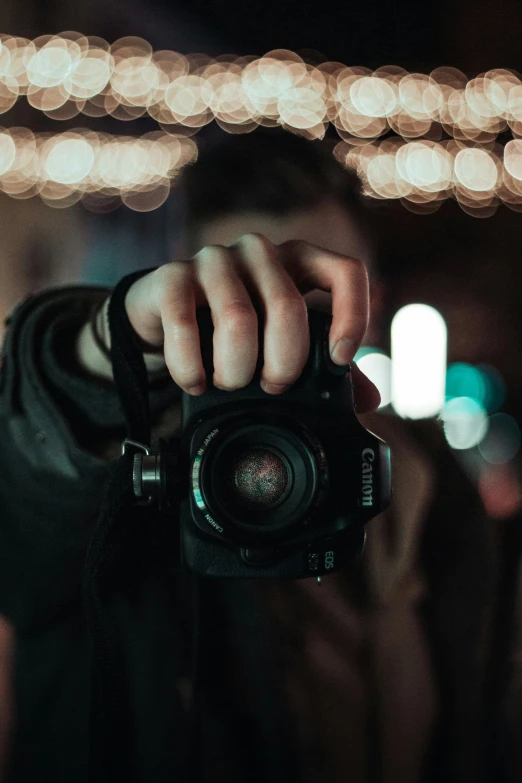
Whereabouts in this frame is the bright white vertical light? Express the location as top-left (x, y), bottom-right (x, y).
top-left (355, 352), bottom-right (392, 408)
top-left (391, 304), bottom-right (447, 419)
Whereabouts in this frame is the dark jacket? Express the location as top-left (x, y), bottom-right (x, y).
top-left (0, 286), bottom-right (514, 783)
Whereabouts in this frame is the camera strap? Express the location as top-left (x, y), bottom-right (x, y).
top-left (82, 267), bottom-right (196, 783)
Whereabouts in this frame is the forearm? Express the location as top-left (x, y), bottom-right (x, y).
top-left (74, 295), bottom-right (169, 382)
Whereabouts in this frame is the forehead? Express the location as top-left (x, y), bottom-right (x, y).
top-left (193, 197), bottom-right (373, 268)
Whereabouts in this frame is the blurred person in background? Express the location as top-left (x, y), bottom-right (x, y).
top-left (0, 128), bottom-right (505, 783)
top-left (384, 231), bottom-right (522, 783)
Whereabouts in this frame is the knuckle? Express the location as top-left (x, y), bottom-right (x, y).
top-left (193, 244), bottom-right (229, 264)
top-left (159, 288), bottom-right (195, 325)
top-left (169, 312), bottom-right (196, 332)
top-left (236, 232), bottom-right (273, 252)
top-left (220, 300), bottom-right (257, 328)
top-left (270, 293), bottom-right (308, 320)
top-left (154, 259), bottom-right (190, 287)
top-left (279, 238), bottom-right (310, 253)
top-left (339, 254), bottom-right (368, 280)
top-left (193, 246), bottom-right (237, 281)
top-left (155, 264), bottom-right (194, 310)
top-left (152, 262), bottom-right (173, 287)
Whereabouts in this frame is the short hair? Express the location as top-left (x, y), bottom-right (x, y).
top-left (177, 127), bottom-right (381, 273)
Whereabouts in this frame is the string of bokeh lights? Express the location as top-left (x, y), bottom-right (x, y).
top-left (1, 32), bottom-right (522, 213)
top-left (0, 129), bottom-right (198, 211)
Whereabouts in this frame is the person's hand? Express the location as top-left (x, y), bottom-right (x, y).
top-left (123, 234), bottom-right (381, 412)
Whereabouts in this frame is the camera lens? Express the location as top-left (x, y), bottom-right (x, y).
top-left (197, 416), bottom-right (324, 538)
top-left (226, 446), bottom-right (290, 511)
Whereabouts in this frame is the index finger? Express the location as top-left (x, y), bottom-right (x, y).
top-left (280, 240), bottom-right (370, 364)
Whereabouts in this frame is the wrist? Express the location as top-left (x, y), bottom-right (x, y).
top-left (98, 296), bottom-right (169, 376)
top-left (75, 295), bottom-right (169, 382)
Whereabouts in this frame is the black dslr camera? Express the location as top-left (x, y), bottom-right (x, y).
top-left (131, 306), bottom-right (391, 579)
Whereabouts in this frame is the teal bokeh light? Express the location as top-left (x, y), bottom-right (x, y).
top-left (446, 363), bottom-right (505, 414)
top-left (354, 346), bottom-right (387, 361)
top-left (477, 364), bottom-right (505, 413)
top-left (446, 363), bottom-right (485, 405)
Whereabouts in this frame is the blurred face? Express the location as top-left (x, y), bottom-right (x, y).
top-left (191, 196), bottom-right (373, 268)
top-left (183, 196), bottom-right (382, 343)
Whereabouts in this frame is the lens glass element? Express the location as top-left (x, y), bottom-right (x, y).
top-left (226, 446), bottom-right (290, 511)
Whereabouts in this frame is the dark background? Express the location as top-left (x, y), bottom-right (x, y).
top-left (6, 0), bottom-right (522, 74)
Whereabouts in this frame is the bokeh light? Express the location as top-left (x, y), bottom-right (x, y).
top-left (478, 413), bottom-right (521, 464)
top-left (0, 127), bottom-right (198, 211)
top-left (354, 350), bottom-right (392, 409)
top-left (478, 463), bottom-right (522, 519)
top-left (441, 397), bottom-right (489, 450)
top-left (391, 304), bottom-right (447, 419)
top-left (0, 33), bottom-right (520, 212)
top-left (446, 363), bottom-right (486, 405)
top-left (44, 135), bottom-right (94, 183)
top-left (0, 131), bottom-right (16, 174)
top-left (446, 362), bottom-right (506, 415)
top-left (477, 364), bottom-right (505, 413)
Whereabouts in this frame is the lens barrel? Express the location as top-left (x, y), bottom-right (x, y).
top-left (193, 414), bottom-right (328, 538)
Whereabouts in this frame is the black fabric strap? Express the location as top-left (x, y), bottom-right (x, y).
top-left (106, 266), bottom-right (159, 447)
top-left (88, 297), bottom-right (112, 361)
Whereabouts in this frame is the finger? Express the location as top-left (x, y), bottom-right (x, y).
top-left (299, 290), bottom-right (381, 411)
top-left (233, 234), bottom-right (310, 394)
top-left (351, 362), bottom-right (381, 413)
top-left (193, 245), bottom-right (259, 390)
top-left (280, 240), bottom-right (370, 365)
top-left (154, 262), bottom-right (208, 395)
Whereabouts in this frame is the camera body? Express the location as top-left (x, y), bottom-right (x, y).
top-left (136, 307), bottom-right (390, 579)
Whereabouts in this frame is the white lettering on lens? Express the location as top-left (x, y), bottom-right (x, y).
top-left (205, 513), bottom-right (224, 534)
top-left (325, 550), bottom-right (335, 569)
top-left (199, 427), bottom-right (220, 456)
top-left (361, 448), bottom-right (375, 507)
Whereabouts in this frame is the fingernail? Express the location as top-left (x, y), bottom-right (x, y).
top-left (330, 338), bottom-right (355, 365)
top-left (261, 381), bottom-right (290, 395)
top-left (187, 383), bottom-right (206, 396)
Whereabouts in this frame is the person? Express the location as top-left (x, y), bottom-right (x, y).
top-left (0, 128), bottom-right (503, 783)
